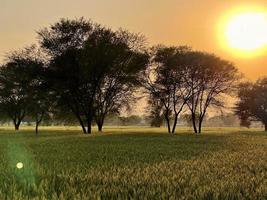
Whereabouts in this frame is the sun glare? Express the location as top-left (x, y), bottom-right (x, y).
top-left (218, 6), bottom-right (267, 57)
top-left (226, 13), bottom-right (267, 50)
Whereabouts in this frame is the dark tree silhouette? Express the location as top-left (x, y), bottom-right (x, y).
top-left (143, 46), bottom-right (192, 133)
top-left (38, 18), bottom-right (149, 133)
top-left (28, 86), bottom-right (53, 134)
top-left (0, 46), bottom-right (44, 131)
top-left (38, 18), bottom-right (92, 57)
top-left (148, 98), bottom-right (164, 127)
top-left (38, 18), bottom-right (95, 134)
top-left (183, 51), bottom-right (239, 133)
top-left (90, 30), bottom-right (149, 131)
top-left (235, 78), bottom-right (267, 131)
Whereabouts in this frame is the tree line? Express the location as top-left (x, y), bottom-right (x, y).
top-left (0, 18), bottom-right (266, 134)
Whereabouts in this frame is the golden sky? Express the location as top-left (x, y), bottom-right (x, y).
top-left (1, 0), bottom-right (267, 80)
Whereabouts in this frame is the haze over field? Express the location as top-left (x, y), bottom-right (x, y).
top-left (1, 0), bottom-right (267, 80)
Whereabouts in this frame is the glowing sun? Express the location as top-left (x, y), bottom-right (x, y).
top-left (225, 12), bottom-right (267, 51)
top-left (218, 7), bottom-right (267, 57)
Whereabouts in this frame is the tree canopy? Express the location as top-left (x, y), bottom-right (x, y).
top-left (236, 77), bottom-right (267, 131)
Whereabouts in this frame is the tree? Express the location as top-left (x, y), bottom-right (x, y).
top-left (38, 17), bottom-right (92, 58)
top-left (0, 46), bottom-right (44, 130)
top-left (235, 78), bottom-right (267, 131)
top-left (142, 46), bottom-right (192, 133)
top-left (148, 98), bottom-right (164, 127)
top-left (38, 18), bottom-right (149, 133)
top-left (90, 30), bottom-right (149, 131)
top-left (27, 87), bottom-right (53, 134)
top-left (183, 51), bottom-right (239, 133)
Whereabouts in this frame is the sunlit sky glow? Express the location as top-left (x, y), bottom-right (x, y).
top-left (0, 0), bottom-right (267, 80)
top-left (217, 4), bottom-right (267, 59)
top-left (226, 13), bottom-right (267, 50)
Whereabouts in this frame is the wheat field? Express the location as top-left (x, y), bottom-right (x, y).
top-left (0, 127), bottom-right (266, 199)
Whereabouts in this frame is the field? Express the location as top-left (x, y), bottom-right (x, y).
top-left (0, 126), bottom-right (266, 199)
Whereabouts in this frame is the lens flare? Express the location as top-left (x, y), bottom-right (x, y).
top-left (16, 162), bottom-right (23, 169)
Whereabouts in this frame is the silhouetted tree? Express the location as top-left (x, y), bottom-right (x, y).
top-left (91, 30), bottom-right (149, 131)
top-left (148, 98), bottom-right (164, 127)
top-left (38, 18), bottom-right (95, 134)
top-left (235, 78), bottom-right (267, 131)
top-left (28, 88), bottom-right (53, 134)
top-left (183, 51), bottom-right (239, 133)
top-left (143, 46), bottom-right (192, 133)
top-left (38, 18), bottom-right (148, 133)
top-left (0, 46), bottom-right (44, 130)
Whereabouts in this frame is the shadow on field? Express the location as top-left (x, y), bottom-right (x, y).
top-left (0, 127), bottom-right (237, 168)
top-left (3, 127), bottom-right (265, 169)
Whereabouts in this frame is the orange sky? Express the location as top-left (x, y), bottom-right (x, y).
top-left (0, 0), bottom-right (267, 80)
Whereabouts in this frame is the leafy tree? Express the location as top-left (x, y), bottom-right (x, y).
top-left (148, 98), bottom-right (164, 127)
top-left (118, 115), bottom-right (143, 126)
top-left (143, 46), bottom-right (192, 133)
top-left (0, 46), bottom-right (44, 130)
top-left (235, 78), bottom-right (267, 131)
top-left (27, 87), bottom-right (53, 134)
top-left (183, 51), bottom-right (239, 133)
top-left (90, 30), bottom-right (149, 131)
top-left (38, 18), bottom-right (148, 133)
top-left (38, 17), bottom-right (92, 57)
top-left (38, 18), bottom-right (95, 133)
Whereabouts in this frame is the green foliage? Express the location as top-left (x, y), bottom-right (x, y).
top-left (0, 127), bottom-right (266, 199)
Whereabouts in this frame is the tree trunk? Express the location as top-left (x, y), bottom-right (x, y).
top-left (98, 122), bottom-right (103, 132)
top-left (74, 113), bottom-right (87, 134)
top-left (14, 120), bottom-right (21, 131)
top-left (35, 120), bottom-right (41, 135)
top-left (164, 113), bottom-right (171, 133)
top-left (191, 113), bottom-right (198, 134)
top-left (87, 119), bottom-right (92, 134)
top-left (86, 111), bottom-right (93, 134)
top-left (15, 124), bottom-right (20, 131)
top-left (198, 118), bottom-right (203, 134)
top-left (265, 123), bottom-right (267, 132)
top-left (35, 122), bottom-right (39, 134)
top-left (171, 114), bottom-right (178, 133)
top-left (97, 117), bottom-right (104, 132)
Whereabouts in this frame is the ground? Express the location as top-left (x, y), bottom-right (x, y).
top-left (0, 126), bottom-right (266, 199)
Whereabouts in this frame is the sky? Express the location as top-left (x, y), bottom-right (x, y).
top-left (0, 0), bottom-right (267, 80)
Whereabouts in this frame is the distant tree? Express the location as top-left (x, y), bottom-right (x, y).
top-left (0, 46), bottom-right (44, 130)
top-left (118, 115), bottom-right (143, 126)
top-left (180, 113), bottom-right (200, 127)
top-left (28, 88), bottom-right (53, 134)
top-left (235, 78), bottom-right (267, 131)
top-left (148, 98), bottom-right (164, 127)
top-left (183, 51), bottom-right (239, 133)
top-left (205, 113), bottom-right (240, 127)
top-left (142, 46), bottom-right (192, 133)
top-left (38, 18), bottom-right (149, 133)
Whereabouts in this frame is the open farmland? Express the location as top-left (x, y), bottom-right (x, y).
top-left (0, 127), bottom-right (266, 199)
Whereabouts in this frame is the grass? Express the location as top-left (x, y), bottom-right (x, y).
top-left (0, 126), bottom-right (266, 199)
